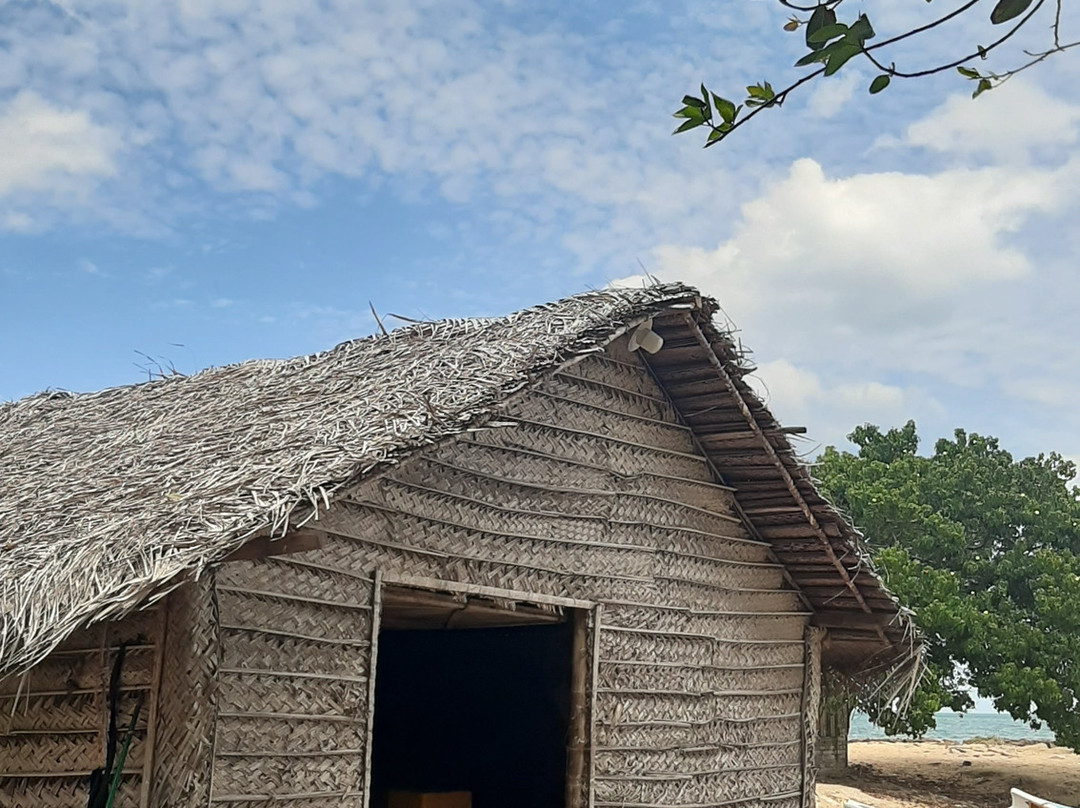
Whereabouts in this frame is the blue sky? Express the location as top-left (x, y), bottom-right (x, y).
top-left (3, 0), bottom-right (1080, 471)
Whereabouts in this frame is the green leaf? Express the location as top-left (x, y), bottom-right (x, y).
top-left (957, 66), bottom-right (981, 79)
top-left (847, 13), bottom-right (875, 46)
top-left (795, 49), bottom-right (827, 68)
top-left (673, 106), bottom-right (706, 124)
top-left (709, 92), bottom-right (727, 116)
top-left (807, 22), bottom-right (848, 44)
top-left (990, 0), bottom-right (1034, 24)
top-left (700, 84), bottom-right (712, 118)
top-left (798, 36), bottom-right (851, 70)
top-left (806, 3), bottom-right (837, 51)
top-left (682, 95), bottom-right (706, 109)
top-left (869, 74), bottom-right (891, 94)
top-left (978, 45), bottom-right (988, 59)
top-left (973, 78), bottom-right (993, 98)
top-left (713, 95), bottom-right (737, 124)
top-left (706, 128), bottom-right (724, 143)
top-left (745, 82), bottom-right (776, 102)
top-left (824, 43), bottom-right (860, 76)
top-left (673, 117), bottom-right (705, 134)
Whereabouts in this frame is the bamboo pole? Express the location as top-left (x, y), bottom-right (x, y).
top-left (587, 604), bottom-right (603, 808)
top-left (218, 623), bottom-right (371, 647)
top-left (529, 388), bottom-right (694, 432)
top-left (214, 585), bottom-right (372, 611)
top-left (359, 569), bottom-right (383, 808)
top-left (138, 606), bottom-right (167, 808)
top-left (456, 436), bottom-right (737, 492)
top-left (565, 608), bottom-right (589, 808)
top-left (217, 667), bottom-right (367, 684)
top-left (373, 475), bottom-right (747, 535)
top-left (378, 573), bottom-right (594, 611)
top-left (416, 456), bottom-right (746, 525)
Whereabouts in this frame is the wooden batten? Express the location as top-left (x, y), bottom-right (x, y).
top-left (221, 527), bottom-right (326, 562)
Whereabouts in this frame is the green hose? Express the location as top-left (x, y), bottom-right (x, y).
top-left (103, 697), bottom-right (142, 808)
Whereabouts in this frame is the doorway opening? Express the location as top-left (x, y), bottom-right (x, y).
top-left (368, 583), bottom-right (589, 808)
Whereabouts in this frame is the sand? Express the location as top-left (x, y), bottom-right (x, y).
top-left (816, 740), bottom-right (1080, 808)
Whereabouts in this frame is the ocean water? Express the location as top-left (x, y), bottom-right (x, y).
top-left (849, 711), bottom-right (1057, 743)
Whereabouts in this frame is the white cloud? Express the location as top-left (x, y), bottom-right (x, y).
top-left (891, 80), bottom-right (1080, 163)
top-left (0, 0), bottom-right (789, 260)
top-left (805, 70), bottom-right (860, 119)
top-left (0, 91), bottom-right (120, 200)
top-left (639, 157), bottom-right (1076, 325)
top-left (2, 212), bottom-right (34, 232)
top-left (78, 258), bottom-right (103, 275)
top-left (614, 139), bottom-right (1080, 454)
top-left (744, 359), bottom-right (937, 448)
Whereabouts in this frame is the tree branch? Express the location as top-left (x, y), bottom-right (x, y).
top-left (679, 0), bottom-right (1070, 148)
top-left (860, 0), bottom-right (1047, 80)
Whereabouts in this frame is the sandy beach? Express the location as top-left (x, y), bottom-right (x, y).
top-left (817, 740), bottom-right (1080, 808)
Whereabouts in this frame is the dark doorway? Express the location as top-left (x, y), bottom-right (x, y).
top-left (369, 586), bottom-right (577, 808)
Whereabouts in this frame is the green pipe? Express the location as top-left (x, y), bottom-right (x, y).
top-left (103, 697), bottom-right (142, 808)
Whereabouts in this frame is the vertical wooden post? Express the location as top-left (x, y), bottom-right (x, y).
top-left (361, 570), bottom-right (383, 808)
top-left (565, 608), bottom-right (589, 808)
top-left (586, 605), bottom-right (602, 808)
top-left (139, 607), bottom-right (168, 808)
top-left (801, 626), bottom-right (824, 808)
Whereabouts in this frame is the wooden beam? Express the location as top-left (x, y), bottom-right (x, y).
top-left (676, 313), bottom-right (887, 642)
top-left (565, 608), bottom-right (589, 808)
top-left (361, 570), bottom-right (383, 807)
top-left (222, 527), bottom-right (325, 562)
top-left (638, 349), bottom-right (816, 616)
top-left (812, 610), bottom-right (895, 630)
top-left (759, 523), bottom-right (843, 539)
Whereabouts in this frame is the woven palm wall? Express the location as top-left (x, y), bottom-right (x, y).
top-left (209, 549), bottom-right (374, 806)
top-left (208, 337), bottom-right (814, 808)
top-left (0, 572), bottom-right (221, 808)
top-left (0, 605), bottom-right (162, 807)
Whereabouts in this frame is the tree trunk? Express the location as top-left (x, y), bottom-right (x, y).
top-left (816, 676), bottom-right (855, 774)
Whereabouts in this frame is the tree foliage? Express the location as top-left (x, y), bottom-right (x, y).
top-left (674, 0), bottom-right (1079, 146)
top-left (816, 422), bottom-right (1080, 751)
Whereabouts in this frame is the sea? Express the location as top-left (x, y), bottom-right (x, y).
top-left (849, 711), bottom-right (1057, 743)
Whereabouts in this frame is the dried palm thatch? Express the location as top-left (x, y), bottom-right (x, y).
top-left (0, 282), bottom-right (920, 689)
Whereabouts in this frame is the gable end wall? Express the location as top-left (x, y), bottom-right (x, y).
top-left (207, 338), bottom-right (813, 808)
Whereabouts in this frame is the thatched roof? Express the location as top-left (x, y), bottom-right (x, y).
top-left (0, 283), bottom-right (919, 681)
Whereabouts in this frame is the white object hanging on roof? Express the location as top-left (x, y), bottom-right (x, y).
top-left (628, 319), bottom-right (664, 354)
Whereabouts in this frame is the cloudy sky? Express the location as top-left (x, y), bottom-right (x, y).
top-left (3, 0), bottom-right (1079, 468)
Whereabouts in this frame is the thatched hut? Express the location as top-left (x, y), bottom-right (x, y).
top-left (0, 284), bottom-right (919, 808)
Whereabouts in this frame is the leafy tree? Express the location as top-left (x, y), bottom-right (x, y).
top-left (816, 421), bottom-right (1080, 752)
top-left (673, 0), bottom-right (1079, 146)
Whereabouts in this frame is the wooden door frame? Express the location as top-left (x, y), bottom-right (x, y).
top-left (362, 571), bottom-right (600, 808)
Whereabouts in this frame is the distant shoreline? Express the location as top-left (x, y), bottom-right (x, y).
top-left (849, 710), bottom-right (1056, 744)
top-left (850, 736), bottom-right (1056, 747)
